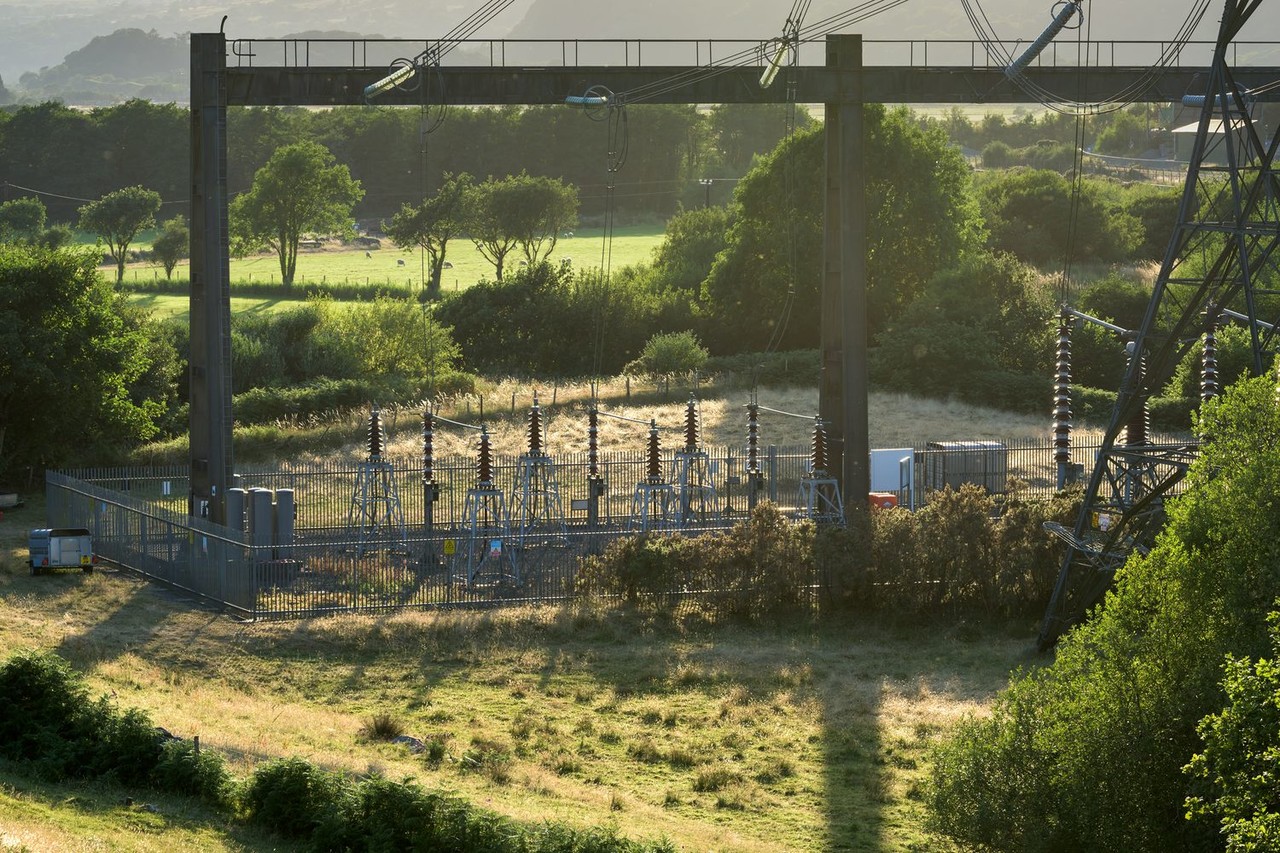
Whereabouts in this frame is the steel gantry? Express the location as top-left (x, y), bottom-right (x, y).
top-left (189, 30), bottom-right (1280, 530)
top-left (1039, 0), bottom-right (1280, 648)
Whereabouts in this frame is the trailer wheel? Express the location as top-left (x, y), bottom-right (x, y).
top-left (82, 565), bottom-right (93, 574)
top-left (29, 563), bottom-right (40, 576)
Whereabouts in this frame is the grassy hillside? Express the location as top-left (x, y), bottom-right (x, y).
top-left (118, 225), bottom-right (664, 302)
top-left (0, 491), bottom-right (1035, 851)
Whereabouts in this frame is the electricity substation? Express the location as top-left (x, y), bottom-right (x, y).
top-left (42, 1), bottom-right (1280, 630)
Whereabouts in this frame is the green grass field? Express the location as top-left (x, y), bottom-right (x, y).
top-left (119, 224), bottom-right (665, 296)
top-left (0, 494), bottom-right (1033, 852)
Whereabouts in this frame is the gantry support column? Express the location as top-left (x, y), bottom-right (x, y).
top-left (189, 32), bottom-right (234, 524)
top-left (821, 34), bottom-right (871, 515)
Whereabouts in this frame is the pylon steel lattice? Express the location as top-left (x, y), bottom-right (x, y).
top-left (346, 404), bottom-right (407, 556)
top-left (1039, 0), bottom-right (1280, 649)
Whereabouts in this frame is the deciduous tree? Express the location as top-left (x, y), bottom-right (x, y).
top-left (0, 197), bottom-right (46, 243)
top-left (230, 141), bottom-right (363, 288)
top-left (384, 172), bottom-right (472, 299)
top-left (928, 372), bottom-right (1280, 852)
top-left (78, 185), bottom-right (162, 284)
top-left (150, 215), bottom-right (188, 280)
top-left (0, 245), bottom-right (174, 479)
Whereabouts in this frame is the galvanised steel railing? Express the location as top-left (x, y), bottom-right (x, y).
top-left (50, 437), bottom-right (1169, 618)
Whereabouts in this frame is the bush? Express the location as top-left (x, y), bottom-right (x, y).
top-left (242, 757), bottom-right (354, 842)
top-left (927, 373), bottom-right (1280, 852)
top-left (0, 649), bottom-right (166, 785)
top-left (1185, 615), bottom-right (1280, 851)
top-left (816, 485), bottom-right (1080, 619)
top-left (151, 739), bottom-right (233, 807)
top-left (577, 505), bottom-right (815, 623)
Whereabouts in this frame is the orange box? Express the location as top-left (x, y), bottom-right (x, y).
top-left (868, 492), bottom-right (898, 510)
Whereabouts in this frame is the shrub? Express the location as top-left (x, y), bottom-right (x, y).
top-left (242, 757), bottom-right (354, 842)
top-left (1185, 615), bottom-right (1280, 851)
top-left (927, 373), bottom-right (1280, 852)
top-left (360, 711), bottom-right (406, 741)
top-left (575, 534), bottom-right (689, 608)
top-left (624, 330), bottom-right (710, 392)
top-left (0, 649), bottom-right (162, 784)
top-left (151, 739), bottom-right (233, 807)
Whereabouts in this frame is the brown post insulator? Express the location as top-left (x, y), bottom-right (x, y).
top-left (422, 409), bottom-right (435, 484)
top-left (1053, 314), bottom-right (1072, 468)
top-left (747, 401), bottom-right (760, 474)
top-left (683, 394), bottom-right (700, 453)
top-left (527, 392), bottom-right (544, 456)
top-left (1124, 347), bottom-right (1150, 447)
top-left (646, 420), bottom-right (662, 483)
top-left (811, 417), bottom-right (829, 475)
top-left (1201, 321), bottom-right (1220, 403)
top-left (588, 407), bottom-right (600, 478)
top-left (477, 428), bottom-right (493, 486)
top-left (368, 404), bottom-right (384, 459)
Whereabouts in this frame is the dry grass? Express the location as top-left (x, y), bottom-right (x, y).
top-left (0, 512), bottom-right (1035, 852)
top-left (342, 380), bottom-right (1108, 463)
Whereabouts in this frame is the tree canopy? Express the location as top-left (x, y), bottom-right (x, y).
top-left (975, 168), bottom-right (1143, 265)
top-left (928, 371), bottom-right (1280, 852)
top-left (78, 185), bottom-right (162, 284)
top-left (384, 172), bottom-right (472, 299)
top-left (150, 215), bottom-right (188, 280)
top-left (0, 244), bottom-right (176, 480)
top-left (230, 141), bottom-right (363, 288)
top-left (700, 105), bottom-right (982, 353)
top-left (0, 197), bottom-right (46, 242)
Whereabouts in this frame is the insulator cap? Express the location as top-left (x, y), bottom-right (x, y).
top-left (646, 421), bottom-right (662, 482)
top-left (1201, 326), bottom-right (1220, 403)
top-left (422, 409), bottom-right (435, 483)
top-left (368, 404), bottom-right (384, 458)
top-left (684, 395), bottom-right (700, 453)
top-left (477, 429), bottom-right (493, 485)
top-left (1124, 353), bottom-right (1149, 447)
top-left (1053, 318), bottom-right (1072, 466)
top-left (746, 401), bottom-right (760, 474)
top-left (588, 407), bottom-right (600, 477)
top-left (527, 393), bottom-right (544, 456)
top-left (811, 418), bottom-right (829, 475)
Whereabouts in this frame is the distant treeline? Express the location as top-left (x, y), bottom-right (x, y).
top-left (0, 99), bottom-right (804, 224)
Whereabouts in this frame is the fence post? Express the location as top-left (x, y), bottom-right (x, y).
top-left (767, 445), bottom-right (779, 502)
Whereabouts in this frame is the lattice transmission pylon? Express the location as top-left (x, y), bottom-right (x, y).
top-left (346, 404), bottom-right (406, 556)
top-left (670, 395), bottom-right (716, 525)
top-left (457, 427), bottom-right (518, 586)
top-left (1039, 0), bottom-right (1280, 649)
top-left (511, 394), bottom-right (568, 545)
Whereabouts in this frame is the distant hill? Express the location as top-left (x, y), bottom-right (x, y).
top-left (16, 29), bottom-right (188, 105)
top-left (4, 0), bottom-right (1279, 105)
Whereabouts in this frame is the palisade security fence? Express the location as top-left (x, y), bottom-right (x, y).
top-left (47, 439), bottom-right (1105, 619)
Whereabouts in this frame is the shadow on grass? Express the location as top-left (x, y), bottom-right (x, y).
top-left (0, 762), bottom-right (298, 851)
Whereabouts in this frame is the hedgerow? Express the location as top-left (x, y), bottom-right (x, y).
top-left (0, 649), bottom-right (673, 852)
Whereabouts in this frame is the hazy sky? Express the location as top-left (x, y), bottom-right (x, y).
top-left (1, 0), bottom-right (1275, 87)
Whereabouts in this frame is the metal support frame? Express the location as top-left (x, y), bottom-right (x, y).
top-left (189, 33), bottom-right (234, 524)
top-left (346, 459), bottom-right (407, 556)
top-left (512, 452), bottom-right (568, 544)
top-left (1039, 0), bottom-right (1280, 649)
top-left (798, 474), bottom-right (845, 523)
top-left (670, 450), bottom-right (716, 524)
top-left (188, 31), bottom-right (1280, 537)
top-left (631, 482), bottom-right (676, 532)
top-left (458, 486), bottom-right (517, 585)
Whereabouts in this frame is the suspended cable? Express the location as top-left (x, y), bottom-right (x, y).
top-left (365, 0), bottom-right (514, 102)
top-left (963, 0), bottom-right (1212, 115)
top-left (571, 0), bottom-right (910, 108)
